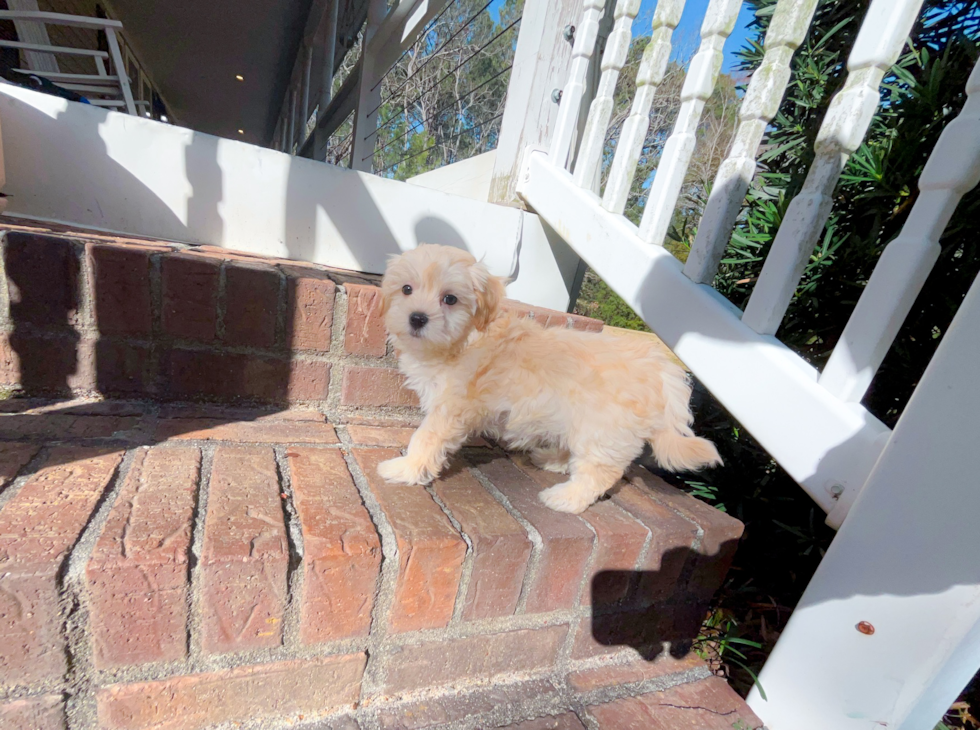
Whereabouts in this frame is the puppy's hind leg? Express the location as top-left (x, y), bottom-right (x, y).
top-left (529, 445), bottom-right (571, 474)
top-left (538, 459), bottom-right (624, 514)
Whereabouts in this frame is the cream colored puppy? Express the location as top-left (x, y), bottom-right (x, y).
top-left (376, 244), bottom-right (721, 513)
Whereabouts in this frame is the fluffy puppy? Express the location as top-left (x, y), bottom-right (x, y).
top-left (376, 243), bottom-right (721, 513)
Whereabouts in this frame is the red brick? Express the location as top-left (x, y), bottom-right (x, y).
top-left (154, 418), bottom-right (337, 444)
top-left (158, 404), bottom-right (324, 421)
top-left (0, 413), bottom-right (76, 440)
top-left (287, 359), bottom-right (331, 401)
top-left (507, 715), bottom-right (586, 730)
top-left (346, 425), bottom-right (416, 447)
top-left (200, 447), bottom-right (287, 653)
top-left (288, 448), bottom-right (380, 643)
top-left (222, 263), bottom-right (280, 348)
top-left (344, 284), bottom-right (387, 356)
top-left (95, 339), bottom-right (156, 395)
top-left (3, 232), bottom-right (80, 327)
top-left (0, 695), bottom-right (66, 730)
top-left (611, 480), bottom-right (699, 605)
top-left (587, 676), bottom-right (762, 730)
top-left (572, 604), bottom-right (704, 661)
top-left (2, 332), bottom-right (87, 395)
top-left (432, 464), bottom-right (531, 620)
top-left (378, 679), bottom-right (557, 729)
top-left (284, 267), bottom-right (335, 351)
top-left (66, 415), bottom-right (142, 440)
top-left (0, 443), bottom-right (39, 486)
top-left (341, 366), bottom-right (418, 408)
top-left (567, 652), bottom-right (704, 692)
top-left (383, 625), bottom-right (567, 694)
top-left (511, 455), bottom-right (648, 606)
top-left (96, 653), bottom-right (367, 730)
top-left (87, 243), bottom-right (153, 336)
top-left (164, 350), bottom-right (328, 404)
top-left (566, 313), bottom-right (604, 332)
top-left (0, 448), bottom-right (122, 685)
top-left (475, 455), bottom-right (593, 613)
top-left (353, 449), bottom-right (465, 632)
top-left (86, 447), bottom-right (200, 667)
top-left (162, 254), bottom-right (219, 342)
top-left (626, 468), bottom-right (742, 601)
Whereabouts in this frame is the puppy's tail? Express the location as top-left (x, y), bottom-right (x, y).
top-left (649, 367), bottom-right (723, 473)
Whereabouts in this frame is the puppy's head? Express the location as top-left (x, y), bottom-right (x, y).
top-left (380, 244), bottom-right (506, 353)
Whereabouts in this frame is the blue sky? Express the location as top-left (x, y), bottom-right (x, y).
top-left (635, 0), bottom-right (758, 72)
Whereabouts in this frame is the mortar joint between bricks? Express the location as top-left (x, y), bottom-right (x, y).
top-left (273, 265), bottom-right (288, 351)
top-left (186, 443), bottom-right (217, 660)
top-left (468, 466), bottom-right (543, 616)
top-left (324, 285), bottom-right (349, 412)
top-left (338, 442), bottom-right (398, 698)
top-left (273, 445), bottom-right (306, 650)
top-left (215, 260), bottom-right (228, 342)
top-left (62, 446), bottom-right (141, 730)
top-left (148, 251), bottom-right (164, 340)
top-left (424, 484), bottom-right (475, 625)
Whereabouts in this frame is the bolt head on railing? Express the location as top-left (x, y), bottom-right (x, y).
top-left (551, 89), bottom-right (563, 104)
top-left (563, 25), bottom-right (575, 42)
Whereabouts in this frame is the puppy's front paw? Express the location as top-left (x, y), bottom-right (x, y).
top-left (538, 482), bottom-right (594, 514)
top-left (377, 457), bottom-right (430, 486)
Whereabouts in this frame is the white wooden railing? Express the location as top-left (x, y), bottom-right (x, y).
top-left (0, 9), bottom-right (159, 118)
top-left (511, 0), bottom-right (980, 726)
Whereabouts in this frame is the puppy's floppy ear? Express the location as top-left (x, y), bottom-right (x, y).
top-left (470, 261), bottom-right (506, 331)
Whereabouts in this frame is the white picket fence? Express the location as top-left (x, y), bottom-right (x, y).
top-left (508, 0), bottom-right (980, 727)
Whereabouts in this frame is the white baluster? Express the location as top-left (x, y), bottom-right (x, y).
top-left (741, 0), bottom-right (925, 335)
top-left (602, 0), bottom-right (686, 214)
top-left (820, 59), bottom-right (980, 403)
top-left (572, 0), bottom-right (641, 188)
top-left (684, 0), bottom-right (819, 283)
top-left (636, 0), bottom-right (743, 247)
top-left (549, 0), bottom-right (605, 169)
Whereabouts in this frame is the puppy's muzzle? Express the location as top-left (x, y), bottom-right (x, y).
top-left (409, 312), bottom-right (428, 332)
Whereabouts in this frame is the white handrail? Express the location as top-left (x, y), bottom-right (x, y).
top-left (0, 9), bottom-right (122, 30)
top-left (637, 0), bottom-right (743, 247)
top-left (820, 58), bottom-right (980, 403)
top-left (572, 0), bottom-right (641, 189)
top-left (740, 0), bottom-right (925, 335)
top-left (602, 0), bottom-right (687, 215)
top-left (684, 0), bottom-right (819, 284)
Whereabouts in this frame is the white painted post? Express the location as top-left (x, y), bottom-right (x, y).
top-left (7, 0), bottom-right (58, 73)
top-left (572, 0), bottom-right (641, 189)
top-left (104, 28), bottom-right (137, 115)
top-left (741, 0), bottom-right (925, 335)
top-left (491, 0), bottom-right (595, 205)
top-left (548, 0), bottom-right (605, 169)
top-left (601, 0), bottom-right (686, 214)
top-left (637, 0), bottom-right (743, 247)
top-left (749, 268), bottom-right (980, 730)
top-left (350, 0), bottom-right (388, 172)
top-left (684, 0), bottom-right (818, 283)
top-left (820, 58), bottom-right (980, 403)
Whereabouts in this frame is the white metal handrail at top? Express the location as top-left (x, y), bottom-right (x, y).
top-left (513, 0), bottom-right (980, 727)
top-left (0, 9), bottom-right (145, 116)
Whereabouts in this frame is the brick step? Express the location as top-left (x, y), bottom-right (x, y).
top-left (0, 225), bottom-right (602, 418)
top-left (0, 411), bottom-right (744, 730)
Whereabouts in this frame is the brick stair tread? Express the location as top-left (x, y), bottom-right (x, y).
top-left (0, 405), bottom-right (744, 729)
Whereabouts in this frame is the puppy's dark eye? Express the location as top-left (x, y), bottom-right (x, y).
top-left (443, 294), bottom-right (458, 305)
top-left (402, 285), bottom-right (413, 296)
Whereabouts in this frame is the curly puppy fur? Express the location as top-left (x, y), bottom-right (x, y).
top-left (376, 244), bottom-right (721, 513)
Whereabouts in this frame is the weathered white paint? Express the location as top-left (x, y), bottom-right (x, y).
top-left (0, 84), bottom-right (522, 279)
top-left (548, 0), bottom-right (604, 168)
top-left (821, 58), bottom-right (980, 404)
top-left (572, 0), bottom-right (640, 189)
top-left (104, 28), bottom-right (136, 116)
top-left (749, 270), bottom-right (980, 730)
top-left (637, 0), bottom-right (743, 247)
top-left (408, 150), bottom-right (496, 201)
top-left (741, 0), bottom-right (926, 335)
top-left (5, 0), bottom-right (58, 73)
top-left (490, 0), bottom-right (581, 205)
top-left (519, 148), bottom-right (889, 522)
top-left (601, 0), bottom-right (686, 214)
top-left (684, 0), bottom-right (818, 284)
top-left (351, 0), bottom-right (388, 172)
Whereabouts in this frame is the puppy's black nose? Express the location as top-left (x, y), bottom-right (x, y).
top-left (409, 312), bottom-right (428, 331)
